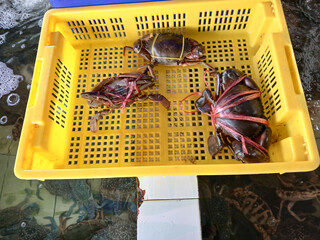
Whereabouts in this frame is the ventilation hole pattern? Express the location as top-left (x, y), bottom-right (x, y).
top-left (88, 18), bottom-right (111, 39)
top-left (124, 51), bottom-right (138, 69)
top-left (67, 20), bottom-right (91, 40)
top-left (68, 136), bottom-right (80, 165)
top-left (168, 101), bottom-right (203, 128)
top-left (82, 135), bottom-right (120, 164)
top-left (124, 133), bottom-right (161, 163)
top-left (198, 8), bottom-right (251, 32)
top-left (80, 49), bottom-right (90, 71)
top-left (237, 39), bottom-right (250, 61)
top-left (257, 47), bottom-right (281, 119)
top-left (48, 59), bottom-right (71, 128)
top-left (166, 68), bottom-right (193, 94)
top-left (72, 105), bottom-right (84, 132)
top-left (203, 38), bottom-right (250, 64)
top-left (168, 132), bottom-right (206, 161)
top-left (135, 13), bottom-right (186, 36)
top-left (125, 102), bottom-right (160, 130)
top-left (202, 40), bottom-right (235, 63)
top-left (88, 109), bottom-right (121, 132)
top-left (92, 47), bottom-right (123, 70)
top-left (110, 18), bottom-right (126, 38)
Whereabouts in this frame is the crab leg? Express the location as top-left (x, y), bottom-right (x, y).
top-left (215, 113), bottom-right (269, 126)
top-left (287, 201), bottom-right (306, 222)
top-left (137, 63), bottom-right (157, 79)
top-left (178, 60), bottom-right (215, 71)
top-left (90, 109), bottom-right (113, 133)
top-left (215, 119), bottom-right (269, 156)
top-left (123, 46), bottom-right (134, 56)
top-left (91, 78), bottom-right (113, 92)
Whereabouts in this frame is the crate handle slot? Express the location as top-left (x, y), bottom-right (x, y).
top-left (284, 45), bottom-right (302, 95)
top-left (30, 46), bottom-right (55, 125)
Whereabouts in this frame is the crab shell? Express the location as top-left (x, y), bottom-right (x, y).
top-left (135, 33), bottom-right (205, 65)
top-left (216, 69), bottom-right (266, 140)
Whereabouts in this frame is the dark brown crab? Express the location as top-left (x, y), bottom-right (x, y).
top-left (124, 33), bottom-right (214, 79)
top-left (225, 186), bottom-right (280, 240)
top-left (180, 68), bottom-right (272, 163)
top-left (81, 72), bottom-right (170, 132)
top-left (276, 174), bottom-right (320, 222)
top-left (58, 211), bottom-right (106, 240)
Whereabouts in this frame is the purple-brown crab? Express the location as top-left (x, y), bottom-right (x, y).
top-left (124, 33), bottom-right (214, 79)
top-left (180, 68), bottom-right (272, 163)
top-left (81, 72), bottom-right (170, 132)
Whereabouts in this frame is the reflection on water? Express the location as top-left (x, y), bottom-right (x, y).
top-left (0, 0), bottom-right (319, 239)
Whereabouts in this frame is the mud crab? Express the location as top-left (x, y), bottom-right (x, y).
top-left (81, 72), bottom-right (170, 132)
top-left (124, 33), bottom-right (214, 79)
top-left (1, 217), bottom-right (58, 240)
top-left (276, 174), bottom-right (320, 222)
top-left (198, 178), bottom-right (232, 240)
top-left (0, 189), bottom-right (39, 229)
top-left (225, 186), bottom-right (280, 240)
top-left (37, 180), bottom-right (97, 222)
top-left (58, 211), bottom-right (106, 240)
top-left (98, 178), bottom-right (144, 217)
top-left (180, 68), bottom-right (271, 163)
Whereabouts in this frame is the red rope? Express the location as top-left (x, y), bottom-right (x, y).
top-left (96, 91), bottom-right (100, 102)
top-left (215, 119), bottom-right (268, 157)
top-left (121, 81), bottom-right (136, 113)
top-left (214, 74), bottom-right (247, 107)
top-left (203, 70), bottom-right (211, 90)
top-left (214, 113), bottom-right (269, 126)
top-left (207, 72), bottom-right (268, 157)
top-left (214, 90), bottom-right (260, 111)
top-left (215, 91), bottom-right (261, 114)
top-left (179, 92), bottom-right (202, 114)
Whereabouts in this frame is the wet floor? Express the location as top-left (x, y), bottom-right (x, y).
top-left (0, 0), bottom-right (319, 239)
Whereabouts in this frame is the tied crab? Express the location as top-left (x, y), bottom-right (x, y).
top-left (81, 72), bottom-right (170, 132)
top-left (124, 32), bottom-right (214, 79)
top-left (180, 68), bottom-right (272, 163)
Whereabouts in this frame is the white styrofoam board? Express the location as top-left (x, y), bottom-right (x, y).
top-left (138, 176), bottom-right (199, 200)
top-left (138, 198), bottom-right (201, 240)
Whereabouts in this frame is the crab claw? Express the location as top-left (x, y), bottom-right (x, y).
top-left (208, 134), bottom-right (224, 156)
top-left (89, 109), bottom-right (113, 133)
top-left (148, 94), bottom-right (170, 109)
top-left (231, 140), bottom-right (269, 163)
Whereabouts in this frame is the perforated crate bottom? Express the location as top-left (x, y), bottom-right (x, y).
top-left (57, 35), bottom-right (271, 169)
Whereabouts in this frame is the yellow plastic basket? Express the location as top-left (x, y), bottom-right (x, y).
top-left (15, 0), bottom-right (319, 180)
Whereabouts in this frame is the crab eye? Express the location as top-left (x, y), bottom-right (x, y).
top-left (133, 39), bottom-right (143, 53)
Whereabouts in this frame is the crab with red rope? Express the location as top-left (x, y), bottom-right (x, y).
top-left (81, 72), bottom-right (170, 133)
top-left (180, 68), bottom-right (272, 163)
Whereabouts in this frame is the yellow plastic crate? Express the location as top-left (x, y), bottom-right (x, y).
top-left (15, 0), bottom-right (319, 180)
